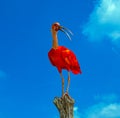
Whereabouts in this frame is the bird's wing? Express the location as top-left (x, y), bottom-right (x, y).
top-left (60, 46), bottom-right (82, 74)
top-left (61, 47), bottom-right (78, 66)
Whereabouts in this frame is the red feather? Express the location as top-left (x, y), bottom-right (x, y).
top-left (48, 46), bottom-right (82, 74)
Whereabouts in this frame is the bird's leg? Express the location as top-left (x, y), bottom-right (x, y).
top-left (66, 72), bottom-right (70, 94)
top-left (60, 73), bottom-right (64, 96)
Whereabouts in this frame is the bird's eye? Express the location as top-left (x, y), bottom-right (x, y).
top-left (52, 24), bottom-right (60, 31)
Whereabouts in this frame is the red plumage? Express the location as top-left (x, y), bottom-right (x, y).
top-left (48, 46), bottom-right (82, 74)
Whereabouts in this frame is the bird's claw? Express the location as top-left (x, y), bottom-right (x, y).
top-left (61, 92), bottom-right (69, 98)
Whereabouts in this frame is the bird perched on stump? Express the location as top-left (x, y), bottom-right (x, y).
top-left (48, 22), bottom-right (82, 96)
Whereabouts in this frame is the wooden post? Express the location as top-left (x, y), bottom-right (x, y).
top-left (53, 93), bottom-right (75, 118)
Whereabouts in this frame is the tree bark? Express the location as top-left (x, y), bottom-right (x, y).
top-left (53, 93), bottom-right (75, 118)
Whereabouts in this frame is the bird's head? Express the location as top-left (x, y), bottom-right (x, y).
top-left (51, 22), bottom-right (73, 40)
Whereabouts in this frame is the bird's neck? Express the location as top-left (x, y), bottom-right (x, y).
top-left (52, 31), bottom-right (59, 49)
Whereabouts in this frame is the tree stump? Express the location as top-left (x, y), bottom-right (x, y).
top-left (53, 93), bottom-right (75, 118)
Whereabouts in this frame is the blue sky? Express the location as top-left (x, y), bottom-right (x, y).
top-left (0, 0), bottom-right (120, 117)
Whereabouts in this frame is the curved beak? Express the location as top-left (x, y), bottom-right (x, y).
top-left (59, 26), bottom-right (73, 40)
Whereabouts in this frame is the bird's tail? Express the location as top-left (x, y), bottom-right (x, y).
top-left (71, 67), bottom-right (82, 74)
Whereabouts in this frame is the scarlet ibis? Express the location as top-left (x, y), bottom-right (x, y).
top-left (48, 22), bottom-right (82, 96)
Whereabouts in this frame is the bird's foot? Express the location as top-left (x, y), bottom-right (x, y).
top-left (65, 91), bottom-right (69, 95)
top-left (61, 92), bottom-right (68, 97)
top-left (61, 92), bottom-right (72, 100)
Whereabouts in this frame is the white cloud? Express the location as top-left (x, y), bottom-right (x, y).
top-left (74, 107), bottom-right (82, 118)
top-left (83, 0), bottom-right (120, 46)
top-left (85, 103), bottom-right (120, 118)
top-left (73, 94), bottom-right (120, 118)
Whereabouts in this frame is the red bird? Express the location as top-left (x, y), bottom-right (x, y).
top-left (48, 22), bottom-right (82, 96)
